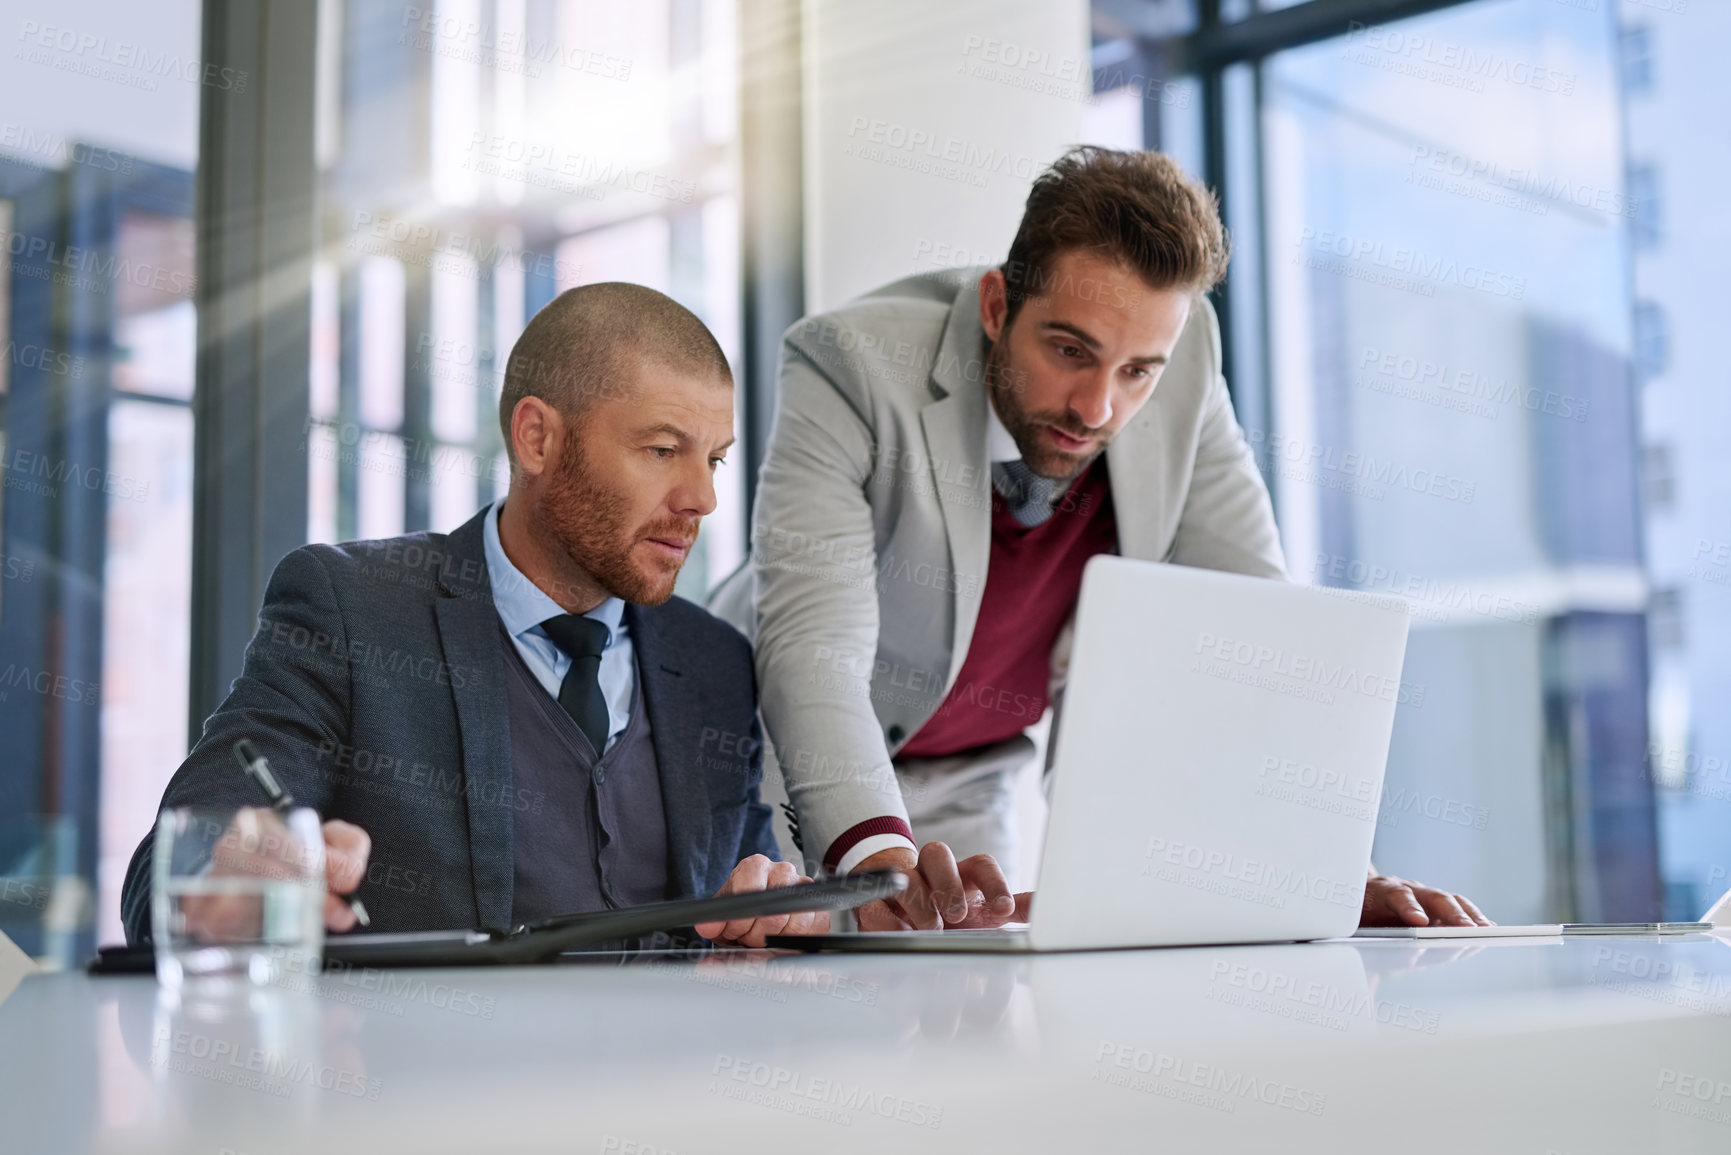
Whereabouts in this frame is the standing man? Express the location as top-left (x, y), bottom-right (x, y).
top-left (714, 147), bottom-right (1488, 932)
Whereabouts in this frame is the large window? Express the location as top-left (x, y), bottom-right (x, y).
top-left (1261, 3), bottom-right (1644, 923)
top-left (0, 0), bottom-right (744, 966)
top-left (1095, 0), bottom-right (1730, 922)
top-left (307, 0), bottom-right (745, 595)
top-left (1, 0), bottom-right (203, 960)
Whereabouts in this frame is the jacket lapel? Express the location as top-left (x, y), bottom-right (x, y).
top-left (627, 603), bottom-right (712, 899)
top-left (1105, 435), bottom-right (1161, 561)
top-left (922, 279), bottom-right (993, 687)
top-left (434, 510), bottom-right (514, 931)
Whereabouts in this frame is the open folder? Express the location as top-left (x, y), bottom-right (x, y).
top-left (90, 870), bottom-right (906, 974)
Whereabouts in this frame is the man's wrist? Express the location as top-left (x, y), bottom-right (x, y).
top-left (852, 844), bottom-right (918, 875)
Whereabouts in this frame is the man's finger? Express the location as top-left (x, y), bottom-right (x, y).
top-left (714, 854), bottom-right (774, 942)
top-left (212, 809), bottom-right (290, 877)
top-left (322, 820), bottom-right (371, 896)
top-left (324, 892), bottom-right (359, 932)
top-left (696, 854), bottom-right (773, 943)
top-left (1367, 878), bottom-right (1428, 926)
top-left (1457, 893), bottom-right (1494, 926)
top-left (779, 909), bottom-right (830, 937)
top-left (918, 842), bottom-right (968, 924)
top-left (183, 894), bottom-right (262, 941)
top-left (1415, 887), bottom-right (1472, 927)
top-left (956, 854), bottom-right (1013, 923)
top-left (775, 873), bottom-right (829, 938)
top-left (945, 889), bottom-right (1035, 929)
top-left (889, 863), bottom-right (942, 931)
top-left (855, 898), bottom-right (916, 932)
top-left (729, 862), bottom-right (806, 945)
top-left (735, 911), bottom-right (793, 947)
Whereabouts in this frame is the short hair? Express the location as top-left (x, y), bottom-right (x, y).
top-left (498, 282), bottom-right (731, 462)
top-left (1000, 146), bottom-right (1230, 326)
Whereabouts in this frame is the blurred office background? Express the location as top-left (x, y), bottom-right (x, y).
top-left (0, 0), bottom-right (1722, 966)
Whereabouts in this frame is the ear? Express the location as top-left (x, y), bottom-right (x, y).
top-left (510, 396), bottom-right (564, 478)
top-left (978, 267), bottom-right (1010, 343)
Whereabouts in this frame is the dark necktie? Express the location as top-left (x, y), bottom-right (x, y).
top-left (992, 459), bottom-right (1062, 528)
top-left (539, 614), bottom-right (612, 754)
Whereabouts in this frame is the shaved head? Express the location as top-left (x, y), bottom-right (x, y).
top-left (499, 282), bottom-right (731, 465)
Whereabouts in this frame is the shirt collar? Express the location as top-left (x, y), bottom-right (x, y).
top-left (482, 499), bottom-right (626, 645)
top-left (985, 393), bottom-right (1022, 465)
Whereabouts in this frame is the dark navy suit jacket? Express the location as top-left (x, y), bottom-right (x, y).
top-left (121, 507), bottom-right (776, 943)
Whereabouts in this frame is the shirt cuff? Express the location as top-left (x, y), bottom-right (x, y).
top-left (823, 816), bottom-right (916, 875)
top-left (834, 833), bottom-right (919, 876)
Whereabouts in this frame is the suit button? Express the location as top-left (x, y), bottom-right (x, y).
top-left (593, 765), bottom-right (606, 785)
top-left (887, 724), bottom-right (905, 745)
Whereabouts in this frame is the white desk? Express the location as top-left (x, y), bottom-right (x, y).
top-left (4, 934), bottom-right (1731, 1154)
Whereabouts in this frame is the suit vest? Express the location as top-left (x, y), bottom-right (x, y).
top-left (501, 627), bottom-right (671, 925)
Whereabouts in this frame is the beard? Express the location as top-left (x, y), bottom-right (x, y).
top-left (984, 332), bottom-right (1111, 481)
top-left (537, 420), bottom-right (699, 606)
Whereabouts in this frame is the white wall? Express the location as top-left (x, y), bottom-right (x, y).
top-left (795, 0), bottom-right (1089, 884)
top-left (801, 0), bottom-right (1092, 311)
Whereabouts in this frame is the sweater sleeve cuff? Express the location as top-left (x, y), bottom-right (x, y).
top-left (823, 816), bottom-right (916, 875)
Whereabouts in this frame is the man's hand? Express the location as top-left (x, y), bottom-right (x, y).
top-left (182, 809), bottom-right (371, 939)
top-left (1361, 874), bottom-right (1492, 928)
top-left (852, 842), bottom-right (1032, 931)
top-left (320, 820), bottom-right (370, 931)
top-left (694, 854), bottom-right (831, 948)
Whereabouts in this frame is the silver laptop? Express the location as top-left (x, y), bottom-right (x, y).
top-left (769, 555), bottom-right (1412, 953)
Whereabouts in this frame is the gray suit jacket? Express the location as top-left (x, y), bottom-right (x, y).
top-left (710, 268), bottom-right (1285, 865)
top-left (122, 508), bottom-right (776, 944)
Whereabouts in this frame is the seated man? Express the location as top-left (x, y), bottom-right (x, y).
top-left (121, 283), bottom-right (835, 949)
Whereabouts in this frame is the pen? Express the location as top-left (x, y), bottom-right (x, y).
top-left (233, 738), bottom-right (370, 928)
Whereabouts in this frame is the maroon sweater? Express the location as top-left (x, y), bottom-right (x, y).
top-left (899, 459), bottom-right (1118, 760)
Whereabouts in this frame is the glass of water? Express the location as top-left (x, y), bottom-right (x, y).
top-left (151, 806), bottom-right (326, 988)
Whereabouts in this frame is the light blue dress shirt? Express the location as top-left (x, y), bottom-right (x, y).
top-left (482, 500), bottom-right (635, 753)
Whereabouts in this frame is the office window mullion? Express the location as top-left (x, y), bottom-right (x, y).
top-left (472, 251), bottom-right (500, 515)
top-left (190, 0), bottom-right (317, 733)
top-left (402, 261), bottom-right (434, 534)
top-left (335, 260), bottom-right (363, 543)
